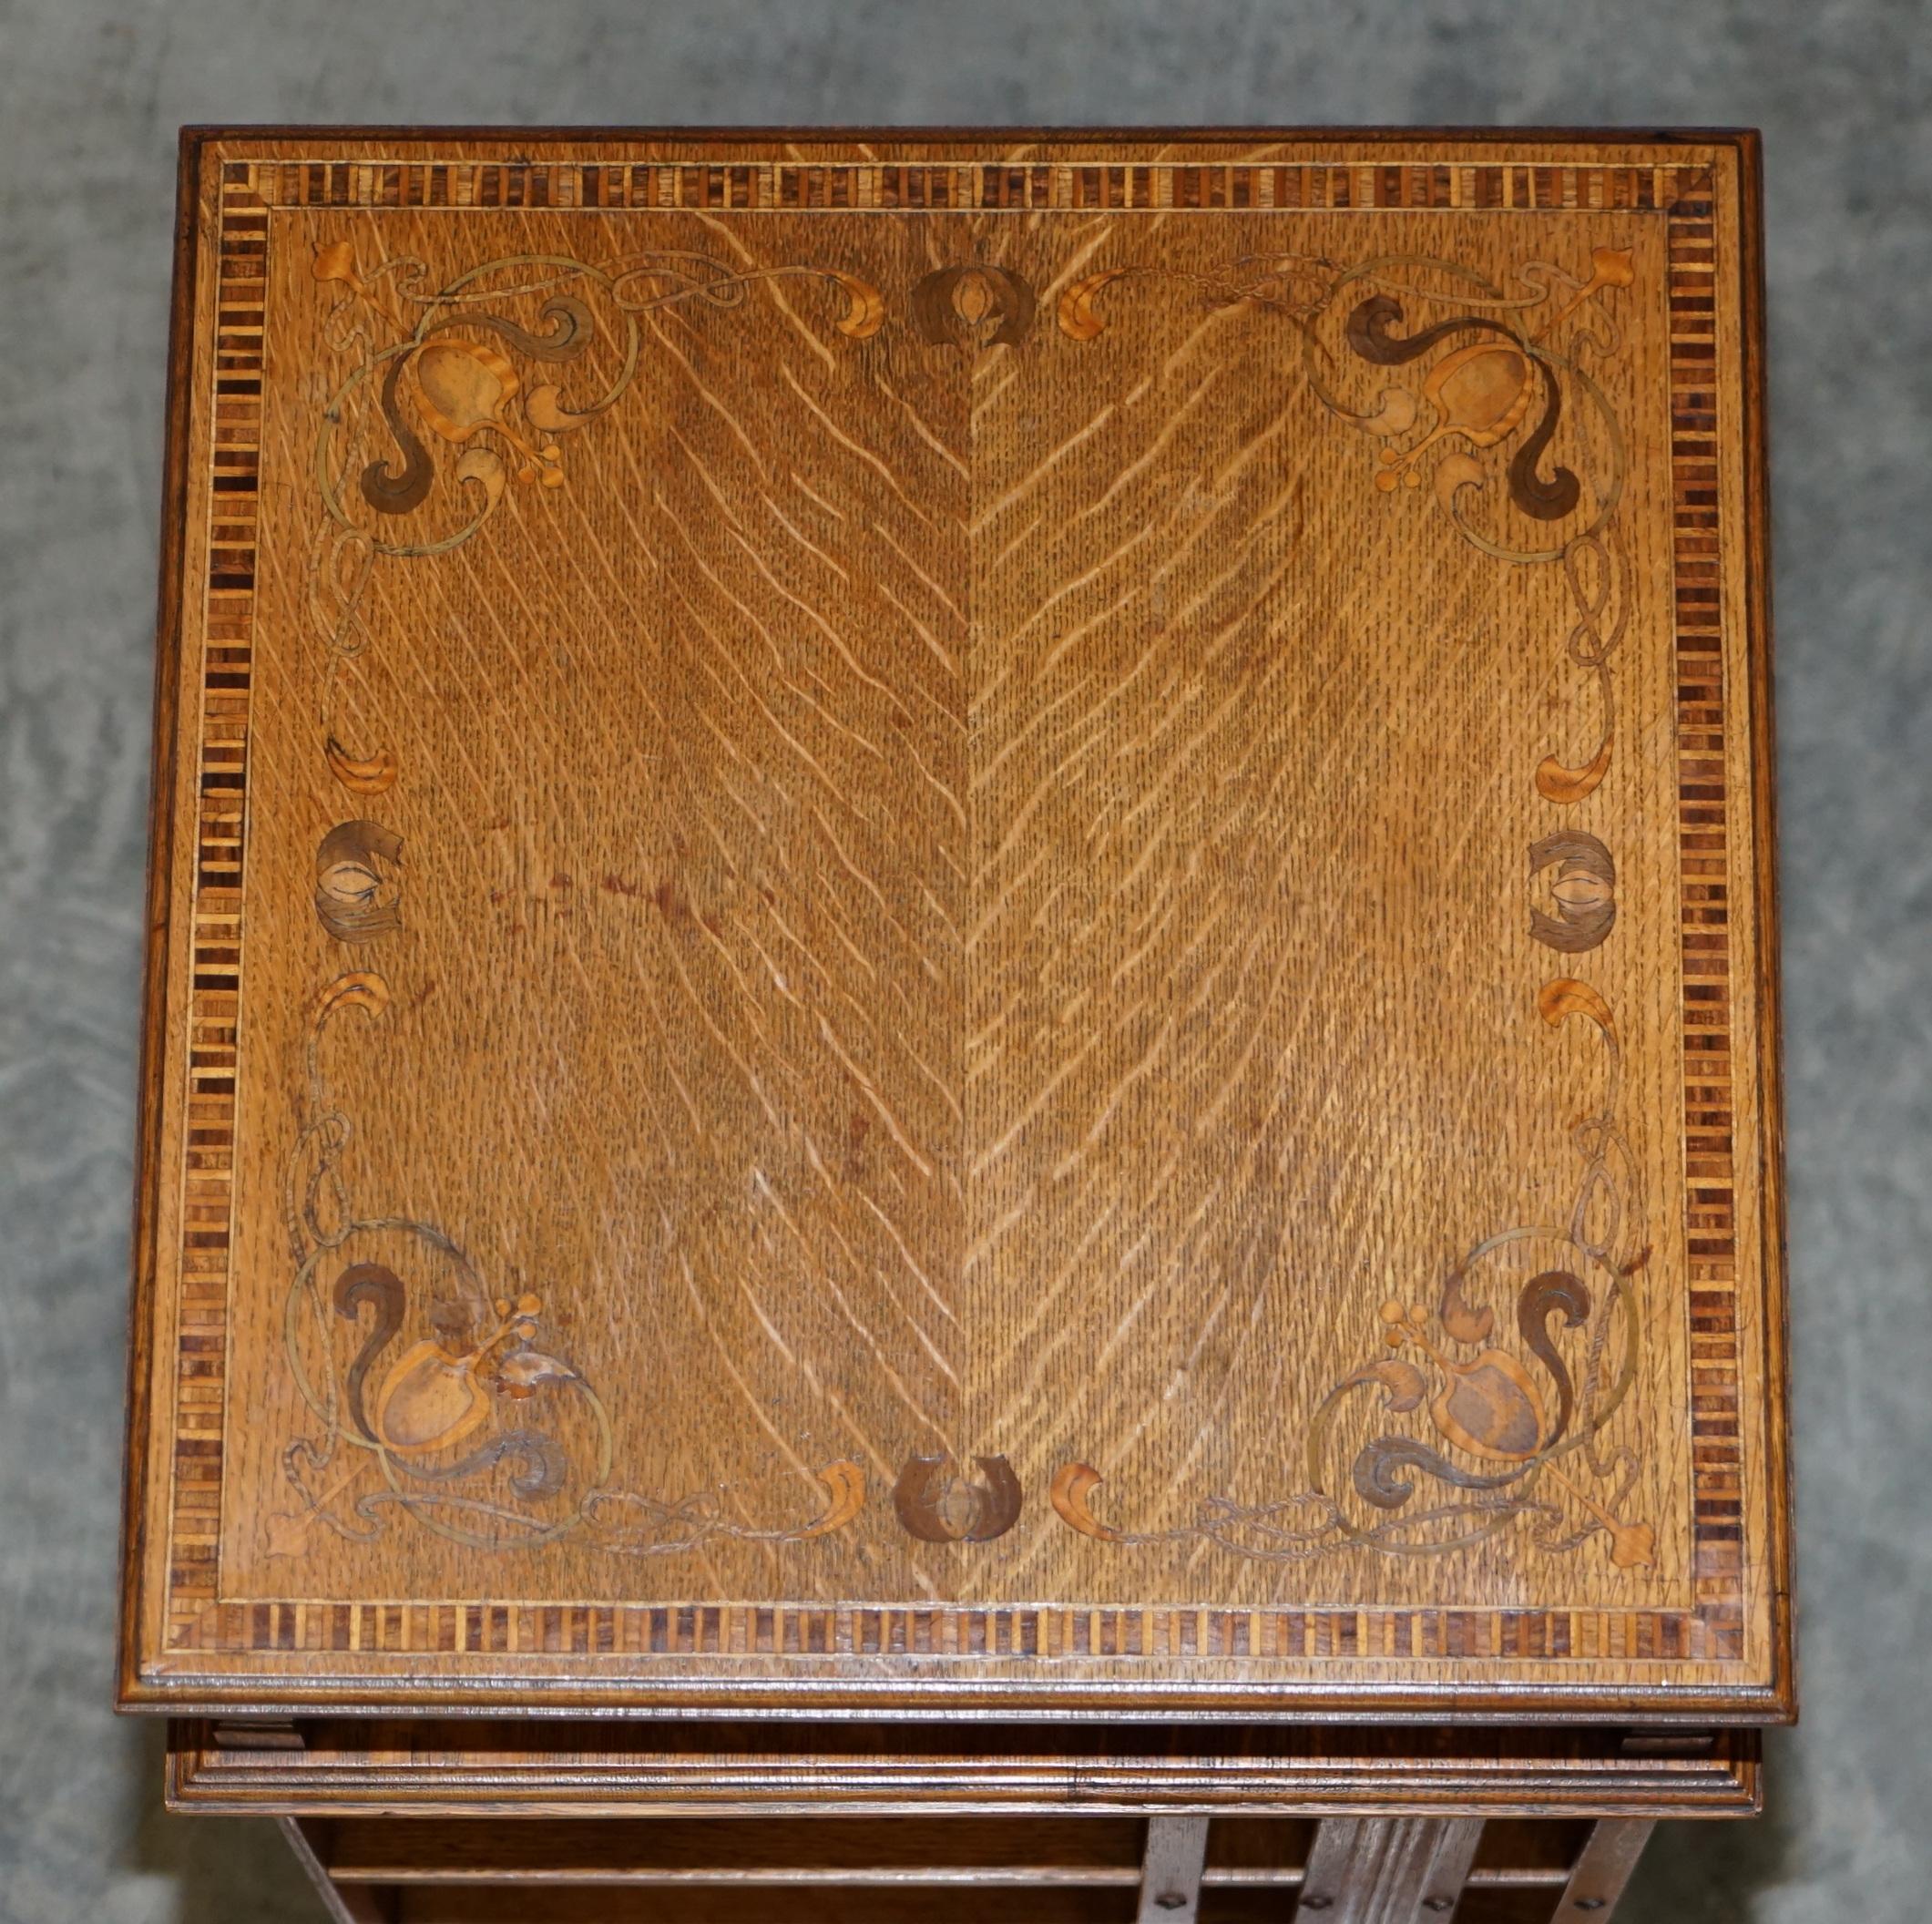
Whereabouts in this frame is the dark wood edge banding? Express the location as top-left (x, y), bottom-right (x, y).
top-left (1732, 130), bottom-right (1796, 1724)
top-left (118, 126), bottom-right (214, 1713)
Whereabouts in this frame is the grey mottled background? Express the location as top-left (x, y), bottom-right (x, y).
top-left (0, 2), bottom-right (1926, 1919)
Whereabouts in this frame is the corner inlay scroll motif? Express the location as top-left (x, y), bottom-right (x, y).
top-left (311, 240), bottom-right (883, 571)
top-left (1054, 979), bottom-right (1652, 1568)
top-left (1059, 244), bottom-right (1633, 807)
top-left (271, 963), bottom-right (867, 1559)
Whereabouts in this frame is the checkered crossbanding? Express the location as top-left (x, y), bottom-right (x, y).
top-left (259, 156), bottom-right (1705, 217)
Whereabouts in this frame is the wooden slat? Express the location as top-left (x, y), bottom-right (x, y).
top-left (1136, 1816), bottom-right (1209, 1919)
top-left (279, 1819), bottom-right (394, 1924)
top-left (1550, 1820), bottom-right (1656, 1920)
top-left (1298, 1818), bottom-right (1483, 1921)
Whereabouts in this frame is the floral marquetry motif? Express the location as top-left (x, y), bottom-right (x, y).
top-left (120, 131), bottom-right (1787, 1727)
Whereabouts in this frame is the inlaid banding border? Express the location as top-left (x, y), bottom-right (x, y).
top-left (146, 150), bottom-right (1762, 1693)
top-left (1667, 184), bottom-right (1748, 1661)
top-left (161, 163), bottom-right (264, 1650)
top-left (183, 1598), bottom-right (1712, 1663)
top-left (259, 156), bottom-right (1697, 216)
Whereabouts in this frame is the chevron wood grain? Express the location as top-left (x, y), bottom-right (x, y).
top-left (119, 129), bottom-right (1788, 1728)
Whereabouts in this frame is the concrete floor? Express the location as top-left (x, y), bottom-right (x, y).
top-left (1, 2), bottom-right (1927, 1918)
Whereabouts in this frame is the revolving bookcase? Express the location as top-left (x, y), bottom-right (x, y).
top-left (121, 127), bottom-right (1790, 1921)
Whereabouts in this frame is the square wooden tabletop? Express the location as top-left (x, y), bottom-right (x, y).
top-left (118, 128), bottom-right (1790, 1721)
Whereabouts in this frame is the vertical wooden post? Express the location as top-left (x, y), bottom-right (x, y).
top-left (1298, 1817), bottom-right (1484, 1921)
top-left (276, 1818), bottom-right (396, 1924)
top-left (1551, 1820), bottom-right (1655, 1920)
top-left (1137, 1815), bottom-right (1211, 1920)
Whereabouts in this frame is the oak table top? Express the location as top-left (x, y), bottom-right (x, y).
top-left (118, 128), bottom-right (1790, 1725)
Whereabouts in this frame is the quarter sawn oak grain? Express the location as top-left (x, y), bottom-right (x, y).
top-left (119, 128), bottom-right (1789, 1724)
